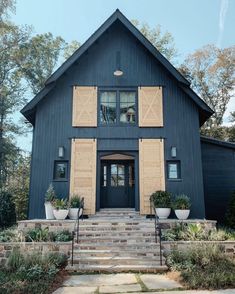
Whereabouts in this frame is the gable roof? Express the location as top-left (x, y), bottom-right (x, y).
top-left (201, 136), bottom-right (235, 150)
top-left (21, 9), bottom-right (213, 125)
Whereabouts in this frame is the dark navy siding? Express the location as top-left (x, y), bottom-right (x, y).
top-left (28, 21), bottom-right (205, 219)
top-left (201, 141), bottom-right (235, 223)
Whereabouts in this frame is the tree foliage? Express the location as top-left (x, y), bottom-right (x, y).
top-left (132, 19), bottom-right (177, 61)
top-left (179, 45), bottom-right (235, 128)
top-left (16, 33), bottom-right (66, 95)
top-left (63, 40), bottom-right (80, 60)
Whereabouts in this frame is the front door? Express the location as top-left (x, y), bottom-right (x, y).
top-left (100, 160), bottom-right (135, 208)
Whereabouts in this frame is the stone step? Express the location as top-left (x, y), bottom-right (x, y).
top-left (77, 237), bottom-right (155, 244)
top-left (72, 249), bottom-right (161, 258)
top-left (75, 243), bottom-right (160, 250)
top-left (66, 264), bottom-right (168, 273)
top-left (78, 231), bottom-right (155, 237)
top-left (79, 221), bottom-right (154, 226)
top-left (69, 256), bottom-right (165, 265)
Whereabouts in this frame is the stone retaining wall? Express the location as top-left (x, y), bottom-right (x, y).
top-left (0, 242), bottom-right (71, 266)
top-left (163, 241), bottom-right (235, 258)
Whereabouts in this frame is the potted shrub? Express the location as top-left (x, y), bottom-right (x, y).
top-left (53, 198), bottom-right (69, 220)
top-left (150, 190), bottom-right (172, 219)
top-left (44, 184), bottom-right (56, 220)
top-left (68, 195), bottom-right (83, 220)
top-left (173, 194), bottom-right (191, 220)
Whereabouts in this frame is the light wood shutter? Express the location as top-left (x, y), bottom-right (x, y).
top-left (139, 139), bottom-right (165, 214)
top-left (72, 86), bottom-right (97, 127)
top-left (70, 139), bottom-right (97, 214)
top-left (138, 86), bottom-right (163, 127)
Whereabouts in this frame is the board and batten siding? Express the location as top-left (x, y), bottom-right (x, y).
top-left (139, 139), bottom-right (165, 214)
top-left (138, 87), bottom-right (163, 127)
top-left (70, 139), bottom-right (97, 214)
top-left (72, 86), bottom-right (97, 127)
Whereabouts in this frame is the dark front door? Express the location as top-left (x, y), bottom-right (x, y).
top-left (100, 160), bottom-right (135, 208)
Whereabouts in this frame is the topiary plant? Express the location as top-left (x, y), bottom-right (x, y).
top-left (150, 190), bottom-right (172, 208)
top-left (173, 194), bottom-right (191, 210)
top-left (69, 195), bottom-right (81, 208)
top-left (45, 184), bottom-right (56, 202)
top-left (225, 191), bottom-right (235, 229)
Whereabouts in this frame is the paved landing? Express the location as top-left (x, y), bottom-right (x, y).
top-left (53, 273), bottom-right (183, 293)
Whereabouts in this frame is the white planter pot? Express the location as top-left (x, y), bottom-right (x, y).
top-left (175, 209), bottom-right (190, 220)
top-left (155, 208), bottom-right (171, 219)
top-left (68, 208), bottom-right (83, 220)
top-left (44, 202), bottom-right (55, 220)
top-left (53, 209), bottom-right (69, 220)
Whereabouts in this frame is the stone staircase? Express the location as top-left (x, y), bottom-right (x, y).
top-left (67, 209), bottom-right (167, 273)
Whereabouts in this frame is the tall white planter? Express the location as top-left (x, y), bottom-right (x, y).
top-left (155, 208), bottom-right (171, 219)
top-left (69, 208), bottom-right (83, 220)
top-left (53, 209), bottom-right (69, 220)
top-left (44, 202), bottom-right (55, 220)
top-left (175, 209), bottom-right (190, 220)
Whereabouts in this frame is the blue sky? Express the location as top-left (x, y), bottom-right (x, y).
top-left (12, 0), bottom-right (235, 151)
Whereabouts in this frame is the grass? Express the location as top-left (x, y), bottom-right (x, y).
top-left (166, 243), bottom-right (235, 289)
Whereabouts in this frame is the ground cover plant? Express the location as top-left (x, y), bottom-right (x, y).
top-left (166, 243), bottom-right (235, 289)
top-left (162, 223), bottom-right (235, 241)
top-left (0, 248), bottom-right (68, 294)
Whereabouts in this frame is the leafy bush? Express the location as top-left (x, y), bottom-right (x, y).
top-left (7, 248), bottom-right (24, 272)
top-left (24, 227), bottom-right (72, 242)
top-left (225, 191), bottom-right (235, 229)
top-left (173, 194), bottom-right (191, 210)
top-left (162, 223), bottom-right (235, 241)
top-left (69, 195), bottom-right (81, 208)
top-left (45, 184), bottom-right (56, 202)
top-left (150, 190), bottom-right (172, 208)
top-left (52, 198), bottom-right (68, 210)
top-left (0, 227), bottom-right (17, 242)
top-left (0, 191), bottom-right (16, 228)
top-left (167, 244), bottom-right (235, 289)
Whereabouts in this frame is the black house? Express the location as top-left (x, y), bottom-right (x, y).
top-left (21, 10), bottom-right (234, 221)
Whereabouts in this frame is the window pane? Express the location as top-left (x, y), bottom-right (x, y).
top-left (102, 165), bottom-right (107, 187)
top-left (168, 163), bottom-right (178, 179)
top-left (100, 92), bottom-right (116, 124)
top-left (54, 161), bottom-right (67, 180)
top-left (111, 164), bottom-right (125, 186)
top-left (120, 92), bottom-right (136, 124)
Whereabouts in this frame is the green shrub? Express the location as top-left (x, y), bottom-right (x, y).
top-left (173, 194), bottom-right (191, 210)
top-left (167, 244), bottom-right (235, 289)
top-left (225, 191), bottom-right (235, 229)
top-left (25, 227), bottom-right (50, 242)
top-left (0, 191), bottom-right (16, 228)
top-left (0, 227), bottom-right (17, 242)
top-left (53, 230), bottom-right (72, 242)
top-left (150, 190), bottom-right (171, 208)
top-left (7, 248), bottom-right (24, 272)
top-left (53, 198), bottom-right (68, 210)
top-left (46, 252), bottom-right (68, 268)
top-left (69, 195), bottom-right (81, 208)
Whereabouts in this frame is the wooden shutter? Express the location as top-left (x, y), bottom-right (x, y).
top-left (72, 86), bottom-right (97, 127)
top-left (70, 139), bottom-right (96, 214)
top-left (138, 86), bottom-right (163, 127)
top-left (139, 139), bottom-right (165, 214)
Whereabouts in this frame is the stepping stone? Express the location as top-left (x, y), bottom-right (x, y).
top-left (99, 284), bottom-right (141, 293)
top-left (139, 274), bottom-right (183, 290)
top-left (53, 286), bottom-right (97, 294)
top-left (63, 273), bottom-right (137, 286)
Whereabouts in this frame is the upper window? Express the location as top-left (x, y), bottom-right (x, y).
top-left (167, 161), bottom-right (181, 180)
top-left (54, 161), bottom-right (68, 181)
top-left (100, 90), bottom-right (136, 125)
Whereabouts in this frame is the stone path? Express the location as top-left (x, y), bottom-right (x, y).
top-left (53, 273), bottom-right (235, 294)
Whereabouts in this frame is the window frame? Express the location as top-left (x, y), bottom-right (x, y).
top-left (53, 160), bottom-right (68, 182)
top-left (98, 88), bottom-right (137, 126)
top-left (166, 160), bottom-right (181, 181)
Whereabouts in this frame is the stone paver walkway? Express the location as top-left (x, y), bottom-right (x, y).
top-left (53, 274), bottom-right (235, 294)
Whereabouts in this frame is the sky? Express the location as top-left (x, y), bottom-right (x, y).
top-left (12, 0), bottom-right (235, 151)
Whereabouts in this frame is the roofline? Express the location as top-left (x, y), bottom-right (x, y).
top-left (201, 136), bottom-right (235, 149)
top-left (21, 9), bottom-right (213, 124)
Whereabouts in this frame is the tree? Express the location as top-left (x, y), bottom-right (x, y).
top-left (132, 20), bottom-right (177, 61)
top-left (63, 40), bottom-right (80, 60)
top-left (0, 0), bottom-right (15, 21)
top-left (179, 45), bottom-right (235, 128)
top-left (16, 33), bottom-right (66, 95)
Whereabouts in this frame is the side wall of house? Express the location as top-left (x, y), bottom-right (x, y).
top-left (201, 141), bottom-right (235, 223)
top-left (28, 21), bottom-right (205, 219)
